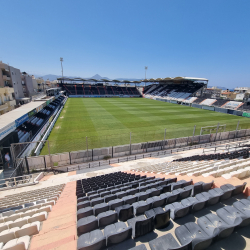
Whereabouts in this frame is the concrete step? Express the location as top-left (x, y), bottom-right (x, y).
top-left (3, 168), bottom-right (15, 179)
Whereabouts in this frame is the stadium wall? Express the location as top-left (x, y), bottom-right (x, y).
top-left (151, 98), bottom-right (250, 118)
top-left (243, 112), bottom-right (250, 118)
top-left (202, 105), bottom-right (215, 111)
top-left (68, 95), bottom-right (140, 98)
top-left (192, 103), bottom-right (202, 109)
top-left (214, 107), bottom-right (228, 113)
top-left (26, 128), bottom-right (250, 170)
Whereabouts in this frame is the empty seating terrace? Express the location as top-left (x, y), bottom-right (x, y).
top-left (61, 84), bottom-right (141, 96)
top-left (0, 184), bottom-right (64, 250)
top-left (1, 141), bottom-right (250, 250)
top-left (75, 169), bottom-right (250, 250)
top-left (143, 83), bottom-right (203, 100)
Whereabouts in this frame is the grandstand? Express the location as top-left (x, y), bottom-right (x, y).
top-left (200, 98), bottom-right (217, 106)
top-left (15, 96), bottom-right (65, 145)
top-left (1, 137), bottom-right (250, 250)
top-left (3, 75), bottom-right (250, 250)
top-left (222, 101), bottom-right (243, 110)
top-left (58, 79), bottom-right (141, 97)
top-left (143, 77), bottom-right (207, 101)
top-left (212, 99), bottom-right (229, 107)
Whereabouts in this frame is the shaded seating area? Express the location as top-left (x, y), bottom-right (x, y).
top-left (75, 170), bottom-right (248, 250)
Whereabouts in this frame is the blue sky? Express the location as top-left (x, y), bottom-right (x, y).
top-left (0, 0), bottom-right (249, 88)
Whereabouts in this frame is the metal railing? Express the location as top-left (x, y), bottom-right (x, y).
top-left (62, 135), bottom-right (250, 172)
top-left (0, 174), bottom-right (34, 190)
top-left (202, 141), bottom-right (250, 154)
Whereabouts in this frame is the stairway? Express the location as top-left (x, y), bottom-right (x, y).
top-left (3, 168), bottom-right (15, 179)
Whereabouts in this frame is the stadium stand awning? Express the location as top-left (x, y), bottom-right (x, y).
top-left (57, 76), bottom-right (208, 84)
top-left (141, 77), bottom-right (208, 83)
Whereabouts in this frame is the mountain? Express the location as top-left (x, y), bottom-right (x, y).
top-left (89, 74), bottom-right (109, 80)
top-left (116, 78), bottom-right (142, 81)
top-left (207, 86), bottom-right (228, 90)
top-left (34, 74), bottom-right (142, 82)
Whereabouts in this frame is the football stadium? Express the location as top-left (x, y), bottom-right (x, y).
top-left (1, 1), bottom-right (250, 250)
top-left (1, 76), bottom-right (250, 250)
top-left (40, 78), bottom-right (250, 155)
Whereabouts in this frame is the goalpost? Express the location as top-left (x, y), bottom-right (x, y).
top-left (200, 124), bottom-right (226, 135)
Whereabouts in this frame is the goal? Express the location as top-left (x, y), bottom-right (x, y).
top-left (200, 124), bottom-right (226, 135)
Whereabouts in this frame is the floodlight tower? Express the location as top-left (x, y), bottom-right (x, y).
top-left (60, 57), bottom-right (64, 83)
top-left (145, 66), bottom-right (148, 86)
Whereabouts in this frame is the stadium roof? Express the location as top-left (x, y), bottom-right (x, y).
top-left (143, 77), bottom-right (208, 82)
top-left (57, 76), bottom-right (208, 83)
top-left (0, 101), bottom-right (46, 131)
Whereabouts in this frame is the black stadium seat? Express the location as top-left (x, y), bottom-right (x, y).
top-left (197, 213), bottom-right (237, 239)
top-left (165, 202), bottom-right (190, 220)
top-left (115, 204), bottom-right (134, 222)
top-left (104, 222), bottom-right (132, 246)
top-left (77, 215), bottom-right (98, 235)
top-left (145, 207), bottom-right (170, 229)
top-left (175, 222), bottom-right (215, 250)
top-left (127, 215), bottom-right (154, 238)
top-left (97, 210), bottom-right (118, 227)
top-left (77, 229), bottom-right (106, 250)
top-left (149, 233), bottom-right (192, 250)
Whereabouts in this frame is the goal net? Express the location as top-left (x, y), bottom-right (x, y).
top-left (200, 124), bottom-right (226, 135)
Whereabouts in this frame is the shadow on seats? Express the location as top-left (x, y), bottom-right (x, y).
top-left (193, 207), bottom-right (211, 219)
top-left (156, 220), bottom-right (174, 232)
top-left (134, 231), bottom-right (158, 243)
top-left (105, 238), bottom-right (136, 250)
top-left (173, 214), bottom-right (196, 226)
top-left (207, 202), bottom-right (225, 212)
top-left (206, 231), bottom-right (246, 250)
top-left (220, 197), bottom-right (239, 206)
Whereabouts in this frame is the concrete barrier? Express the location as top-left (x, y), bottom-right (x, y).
top-left (27, 156), bottom-right (45, 170)
top-left (25, 128), bottom-right (250, 170)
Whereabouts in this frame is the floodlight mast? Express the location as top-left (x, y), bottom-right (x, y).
top-left (60, 57), bottom-right (64, 83)
top-left (145, 66), bottom-right (148, 79)
top-left (145, 66), bottom-right (148, 86)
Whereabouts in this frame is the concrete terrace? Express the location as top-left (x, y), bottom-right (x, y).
top-left (1, 145), bottom-right (250, 250)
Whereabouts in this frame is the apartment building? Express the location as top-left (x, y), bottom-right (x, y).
top-left (31, 75), bottom-right (38, 89)
top-left (9, 65), bottom-right (24, 99)
top-left (0, 61), bottom-right (24, 100)
top-left (220, 91), bottom-right (237, 100)
top-left (21, 72), bottom-right (35, 97)
top-left (0, 87), bottom-right (16, 115)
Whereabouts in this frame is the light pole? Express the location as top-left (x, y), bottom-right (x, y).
top-left (60, 57), bottom-right (64, 83)
top-left (145, 66), bottom-right (148, 87)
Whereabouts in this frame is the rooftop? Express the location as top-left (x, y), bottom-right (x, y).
top-left (0, 101), bottom-right (46, 131)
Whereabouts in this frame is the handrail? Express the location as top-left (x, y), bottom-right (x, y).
top-left (0, 174), bottom-right (34, 189)
top-left (63, 136), bottom-right (250, 172)
top-left (9, 158), bottom-right (24, 178)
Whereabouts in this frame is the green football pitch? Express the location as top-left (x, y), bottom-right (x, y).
top-left (40, 98), bottom-right (250, 155)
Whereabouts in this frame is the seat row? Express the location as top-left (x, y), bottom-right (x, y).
top-left (77, 178), bottom-right (195, 213)
top-left (132, 155), bottom-right (250, 179)
top-left (78, 177), bottom-right (167, 200)
top-left (1, 193), bottom-right (58, 215)
top-left (0, 185), bottom-right (62, 250)
top-left (76, 179), bottom-right (219, 237)
top-left (0, 184), bottom-right (64, 211)
top-left (147, 197), bottom-right (250, 250)
top-left (4, 184), bottom-right (64, 199)
top-left (78, 181), bottom-right (246, 237)
top-left (79, 173), bottom-right (144, 194)
top-left (174, 148), bottom-right (249, 161)
top-left (77, 187), bottom-right (248, 250)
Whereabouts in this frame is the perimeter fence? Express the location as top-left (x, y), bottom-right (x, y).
top-left (10, 127), bottom-right (250, 174)
top-left (38, 120), bottom-right (250, 155)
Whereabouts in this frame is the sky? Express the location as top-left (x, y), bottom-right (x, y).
top-left (0, 0), bottom-right (250, 88)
